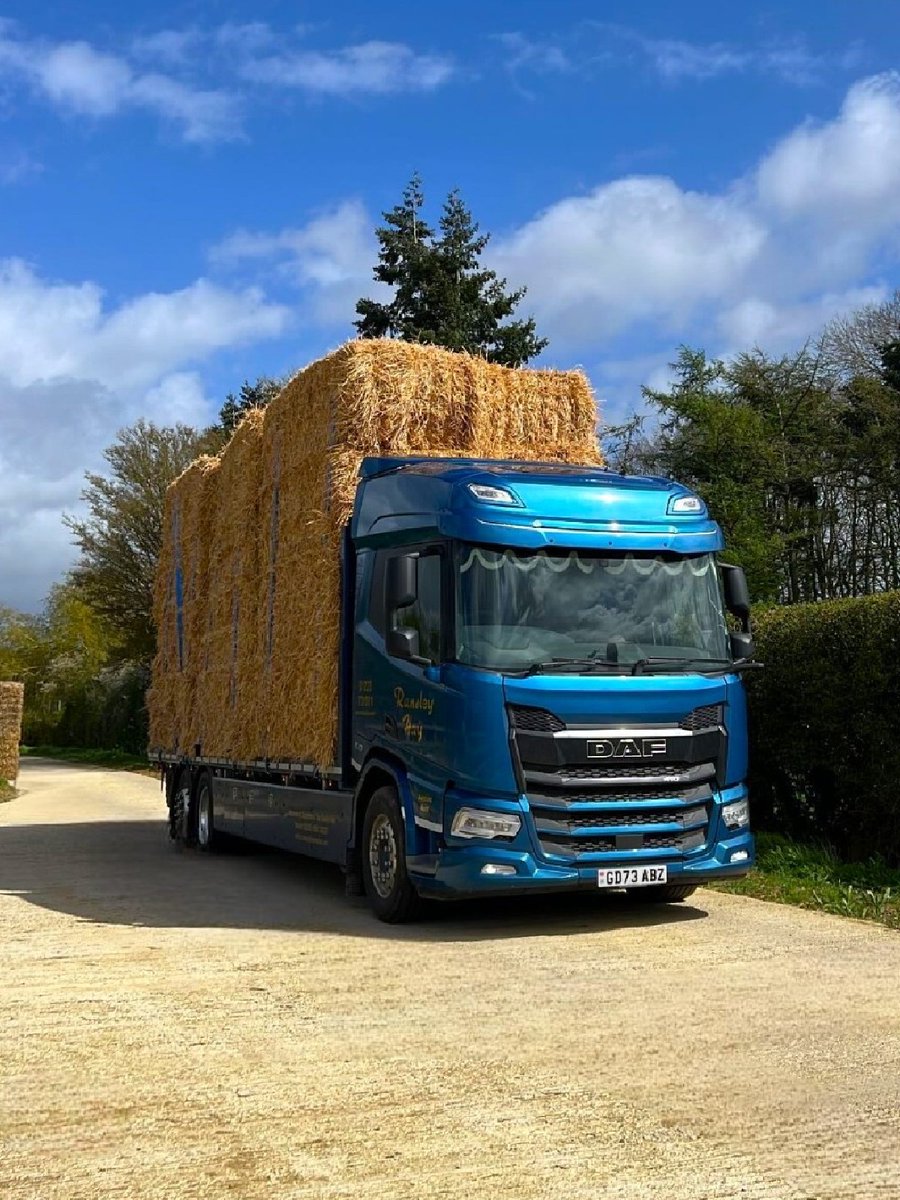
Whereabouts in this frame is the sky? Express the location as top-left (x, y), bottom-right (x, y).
top-left (2, 1), bottom-right (900, 611)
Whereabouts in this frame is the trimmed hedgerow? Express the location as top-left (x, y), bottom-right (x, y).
top-left (748, 591), bottom-right (900, 866)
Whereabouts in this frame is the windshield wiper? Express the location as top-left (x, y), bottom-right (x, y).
top-left (630, 656), bottom-right (750, 675)
top-left (520, 657), bottom-right (630, 677)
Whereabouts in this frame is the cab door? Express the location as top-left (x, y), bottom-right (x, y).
top-left (353, 544), bottom-right (457, 833)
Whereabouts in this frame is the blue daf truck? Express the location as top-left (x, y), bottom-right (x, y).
top-left (162, 456), bottom-right (756, 922)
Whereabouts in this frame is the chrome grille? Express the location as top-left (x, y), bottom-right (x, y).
top-left (551, 762), bottom-right (696, 781)
top-left (527, 770), bottom-right (715, 860)
top-left (529, 783), bottom-right (712, 806)
top-left (540, 828), bottom-right (706, 857)
top-left (535, 805), bottom-right (707, 832)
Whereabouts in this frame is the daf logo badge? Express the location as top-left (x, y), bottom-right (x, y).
top-left (586, 738), bottom-right (668, 759)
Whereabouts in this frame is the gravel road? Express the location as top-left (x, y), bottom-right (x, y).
top-left (2, 758), bottom-right (899, 1200)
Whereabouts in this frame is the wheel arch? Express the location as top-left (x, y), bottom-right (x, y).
top-left (351, 752), bottom-right (418, 863)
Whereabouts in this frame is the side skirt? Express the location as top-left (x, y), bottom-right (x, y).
top-left (212, 776), bottom-right (353, 866)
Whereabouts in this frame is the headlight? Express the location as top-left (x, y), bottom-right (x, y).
top-left (467, 483), bottom-right (521, 505)
top-left (722, 798), bottom-right (750, 830)
top-left (668, 494), bottom-right (705, 514)
top-left (451, 808), bottom-right (522, 840)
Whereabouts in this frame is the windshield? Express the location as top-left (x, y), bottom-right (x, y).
top-left (455, 546), bottom-right (730, 671)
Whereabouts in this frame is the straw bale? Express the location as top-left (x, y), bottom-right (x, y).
top-left (0, 681), bottom-right (24, 783)
top-left (198, 409), bottom-right (267, 759)
top-left (148, 456), bottom-right (220, 753)
top-left (149, 339), bottom-right (600, 767)
top-left (177, 457), bottom-right (221, 749)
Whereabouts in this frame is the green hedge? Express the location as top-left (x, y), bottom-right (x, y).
top-left (23, 662), bottom-right (149, 757)
top-left (748, 591), bottom-right (900, 865)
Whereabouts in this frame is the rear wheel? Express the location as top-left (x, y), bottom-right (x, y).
top-left (631, 883), bottom-right (697, 903)
top-left (169, 768), bottom-right (194, 845)
top-left (361, 786), bottom-right (423, 923)
top-left (195, 773), bottom-right (216, 852)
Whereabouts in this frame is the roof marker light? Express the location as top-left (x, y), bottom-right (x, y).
top-left (668, 495), bottom-right (704, 515)
top-left (468, 483), bottom-right (520, 505)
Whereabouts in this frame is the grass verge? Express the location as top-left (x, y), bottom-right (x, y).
top-left (710, 832), bottom-right (900, 930)
top-left (0, 779), bottom-right (15, 802)
top-left (20, 745), bottom-right (152, 773)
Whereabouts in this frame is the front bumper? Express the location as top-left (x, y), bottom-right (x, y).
top-left (412, 828), bottom-right (755, 899)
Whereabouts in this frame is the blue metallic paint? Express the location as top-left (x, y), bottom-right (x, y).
top-left (348, 455), bottom-right (754, 899)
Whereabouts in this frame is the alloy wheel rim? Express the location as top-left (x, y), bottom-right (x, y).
top-left (369, 813), bottom-right (398, 899)
top-left (198, 789), bottom-right (210, 846)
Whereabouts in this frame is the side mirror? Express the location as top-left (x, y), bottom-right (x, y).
top-left (385, 553), bottom-right (430, 665)
top-left (386, 554), bottom-right (417, 612)
top-left (730, 630), bottom-right (755, 662)
top-left (721, 563), bottom-right (751, 626)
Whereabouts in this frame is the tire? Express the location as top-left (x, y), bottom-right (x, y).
top-left (630, 883), bottom-right (697, 903)
top-left (169, 768), bottom-right (194, 846)
top-left (361, 786), bottom-right (423, 923)
top-left (195, 773), bottom-right (216, 853)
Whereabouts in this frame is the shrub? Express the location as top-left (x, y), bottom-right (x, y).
top-left (23, 661), bottom-right (149, 756)
top-left (748, 591), bottom-right (900, 865)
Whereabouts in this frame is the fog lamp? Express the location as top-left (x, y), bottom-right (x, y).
top-left (722, 799), bottom-right (750, 830)
top-left (730, 849), bottom-right (750, 864)
top-left (451, 808), bottom-right (521, 840)
top-left (481, 863), bottom-right (517, 876)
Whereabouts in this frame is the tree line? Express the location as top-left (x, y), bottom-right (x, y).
top-left (603, 292), bottom-right (900, 605)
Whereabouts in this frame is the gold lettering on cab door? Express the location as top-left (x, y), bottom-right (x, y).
top-left (394, 687), bottom-right (435, 715)
top-left (394, 687), bottom-right (435, 742)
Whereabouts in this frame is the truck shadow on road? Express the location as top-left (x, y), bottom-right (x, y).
top-left (0, 818), bottom-right (708, 941)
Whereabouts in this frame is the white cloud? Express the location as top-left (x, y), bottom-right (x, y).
top-left (0, 260), bottom-right (288, 389)
top-left (131, 29), bottom-right (203, 67)
top-left (486, 73), bottom-right (900, 358)
top-left (208, 74), bottom-right (900, 411)
top-left (509, 24), bottom-right (836, 89)
top-left (141, 372), bottom-right (211, 426)
top-left (757, 73), bottom-right (900, 224)
top-left (0, 21), bottom-right (455, 138)
top-left (240, 40), bottom-right (454, 95)
top-left (0, 261), bottom-right (289, 610)
top-left (635, 36), bottom-right (823, 86)
top-left (0, 27), bottom-right (240, 141)
top-left (643, 38), bottom-right (749, 82)
top-left (717, 286), bottom-right (889, 351)
top-left (34, 41), bottom-right (132, 115)
top-left (212, 200), bottom-right (385, 323)
top-left (498, 33), bottom-right (573, 76)
top-left (492, 178), bottom-right (766, 342)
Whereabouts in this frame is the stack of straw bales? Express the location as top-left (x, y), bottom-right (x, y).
top-left (0, 681), bottom-right (24, 784)
top-left (149, 339), bottom-right (600, 767)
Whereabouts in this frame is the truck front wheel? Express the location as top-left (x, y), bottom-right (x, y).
top-left (361, 786), bottom-right (422, 923)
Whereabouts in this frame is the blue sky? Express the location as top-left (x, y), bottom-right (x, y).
top-left (2, 1), bottom-right (900, 609)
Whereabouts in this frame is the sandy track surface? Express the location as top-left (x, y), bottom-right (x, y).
top-left (2, 758), bottom-right (899, 1199)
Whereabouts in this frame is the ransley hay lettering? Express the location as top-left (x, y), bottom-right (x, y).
top-left (394, 687), bottom-right (435, 716)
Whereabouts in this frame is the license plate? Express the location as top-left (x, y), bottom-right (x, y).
top-left (598, 865), bottom-right (668, 888)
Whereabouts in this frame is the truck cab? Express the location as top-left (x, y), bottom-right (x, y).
top-left (348, 457), bottom-right (755, 919)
